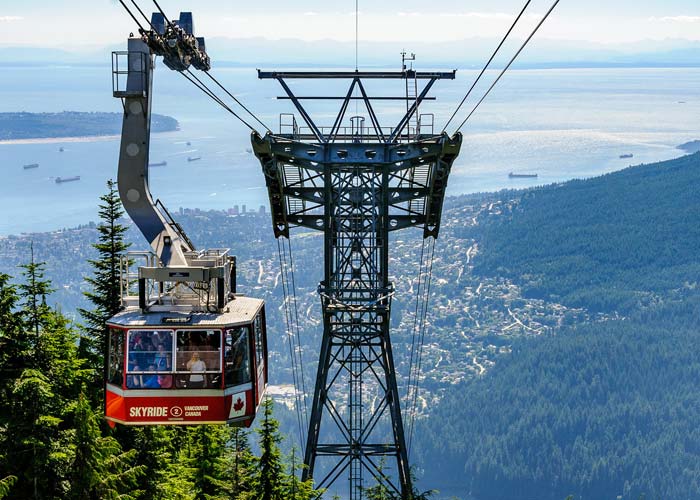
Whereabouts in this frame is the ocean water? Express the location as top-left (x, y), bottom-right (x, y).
top-left (0, 64), bottom-right (698, 235)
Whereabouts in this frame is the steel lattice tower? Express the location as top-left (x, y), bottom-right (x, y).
top-left (252, 69), bottom-right (462, 498)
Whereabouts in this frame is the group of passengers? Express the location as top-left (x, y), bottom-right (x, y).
top-left (127, 331), bottom-right (211, 389)
top-left (125, 330), bottom-right (253, 389)
top-left (127, 350), bottom-right (208, 389)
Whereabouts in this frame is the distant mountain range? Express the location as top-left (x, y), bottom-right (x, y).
top-left (2, 37), bottom-right (700, 68)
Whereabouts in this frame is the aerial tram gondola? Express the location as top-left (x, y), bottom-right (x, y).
top-left (105, 12), bottom-right (267, 427)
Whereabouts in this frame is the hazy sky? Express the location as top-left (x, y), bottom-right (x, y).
top-left (1, 0), bottom-right (699, 49)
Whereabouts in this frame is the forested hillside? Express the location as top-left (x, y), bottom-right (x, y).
top-left (417, 302), bottom-right (700, 499)
top-left (471, 152), bottom-right (700, 313)
top-left (415, 153), bottom-right (700, 499)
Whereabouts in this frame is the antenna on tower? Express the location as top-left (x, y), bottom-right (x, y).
top-left (401, 49), bottom-right (416, 71)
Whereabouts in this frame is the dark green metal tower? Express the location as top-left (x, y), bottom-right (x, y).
top-left (252, 69), bottom-right (462, 498)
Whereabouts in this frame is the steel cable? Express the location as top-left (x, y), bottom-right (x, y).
top-left (119, 1), bottom-right (263, 133)
top-left (284, 238), bottom-right (310, 430)
top-left (455, 0), bottom-right (562, 132)
top-left (181, 70), bottom-right (258, 131)
top-left (151, 0), bottom-right (171, 24)
top-left (129, 0), bottom-right (153, 29)
top-left (405, 239), bottom-right (426, 409)
top-left (203, 71), bottom-right (272, 133)
top-left (118, 0), bottom-right (145, 30)
top-left (408, 237), bottom-right (436, 456)
top-left (278, 239), bottom-right (307, 449)
top-left (442, 0), bottom-right (533, 133)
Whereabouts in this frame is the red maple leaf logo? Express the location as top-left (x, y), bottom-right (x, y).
top-left (233, 398), bottom-right (244, 412)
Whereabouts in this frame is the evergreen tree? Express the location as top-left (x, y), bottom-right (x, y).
top-left (0, 273), bottom-right (29, 425)
top-left (68, 388), bottom-right (144, 500)
top-left (1, 263), bottom-right (88, 499)
top-left (360, 458), bottom-right (394, 500)
top-left (280, 447), bottom-right (318, 500)
top-left (253, 398), bottom-right (285, 500)
top-left (79, 179), bottom-right (130, 397)
top-left (158, 456), bottom-right (196, 500)
top-left (0, 468), bottom-right (16, 500)
top-left (361, 461), bottom-right (435, 500)
top-left (362, 477), bottom-right (394, 500)
top-left (149, 428), bottom-right (195, 500)
top-left (189, 425), bottom-right (228, 500)
top-left (223, 427), bottom-right (256, 499)
top-left (131, 426), bottom-right (193, 500)
top-left (134, 427), bottom-right (170, 500)
top-left (17, 247), bottom-right (53, 341)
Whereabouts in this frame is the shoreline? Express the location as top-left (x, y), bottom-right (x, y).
top-left (0, 134), bottom-right (120, 145)
top-left (0, 129), bottom-right (179, 145)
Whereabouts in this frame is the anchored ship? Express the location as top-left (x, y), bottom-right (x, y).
top-left (55, 176), bottom-right (81, 184)
top-left (619, 153), bottom-right (633, 159)
top-left (509, 172), bottom-right (538, 178)
top-left (23, 163), bottom-right (39, 170)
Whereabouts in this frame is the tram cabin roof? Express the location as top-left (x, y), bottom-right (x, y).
top-left (107, 296), bottom-right (264, 328)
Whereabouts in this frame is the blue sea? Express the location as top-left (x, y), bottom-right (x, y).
top-left (1, 64), bottom-right (699, 235)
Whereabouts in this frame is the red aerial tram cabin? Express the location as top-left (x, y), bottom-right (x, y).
top-left (105, 297), bottom-right (268, 426)
top-left (106, 18), bottom-right (268, 427)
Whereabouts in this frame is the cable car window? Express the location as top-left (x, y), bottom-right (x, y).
top-left (224, 326), bottom-right (251, 387)
top-left (176, 330), bottom-right (221, 388)
top-left (108, 328), bottom-right (124, 385)
top-left (254, 315), bottom-right (264, 371)
top-left (126, 329), bottom-right (173, 389)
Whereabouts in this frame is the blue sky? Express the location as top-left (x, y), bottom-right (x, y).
top-left (1, 0), bottom-right (699, 49)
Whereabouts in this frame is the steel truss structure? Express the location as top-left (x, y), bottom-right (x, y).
top-left (252, 69), bottom-right (462, 498)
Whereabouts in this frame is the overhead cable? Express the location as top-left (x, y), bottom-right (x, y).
top-left (203, 72), bottom-right (272, 133)
top-left (442, 0), bottom-right (533, 133)
top-left (180, 70), bottom-right (258, 131)
top-left (118, 0), bottom-right (145, 30)
top-left (129, 0), bottom-right (153, 29)
top-left (407, 237), bottom-right (436, 457)
top-left (405, 239), bottom-right (427, 407)
top-left (278, 238), bottom-right (308, 448)
top-left (119, 0), bottom-right (266, 133)
top-left (151, 0), bottom-right (172, 24)
top-left (285, 239), bottom-right (310, 428)
top-left (455, 0), bottom-right (562, 132)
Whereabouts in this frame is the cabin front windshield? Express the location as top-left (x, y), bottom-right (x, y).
top-left (124, 329), bottom-right (222, 389)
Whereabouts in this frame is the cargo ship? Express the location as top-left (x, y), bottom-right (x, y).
top-left (149, 161), bottom-right (167, 167)
top-left (619, 153), bottom-right (633, 159)
top-left (187, 156), bottom-right (201, 162)
top-left (23, 163), bottom-right (39, 170)
top-left (508, 172), bottom-right (538, 179)
top-left (55, 176), bottom-right (81, 184)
